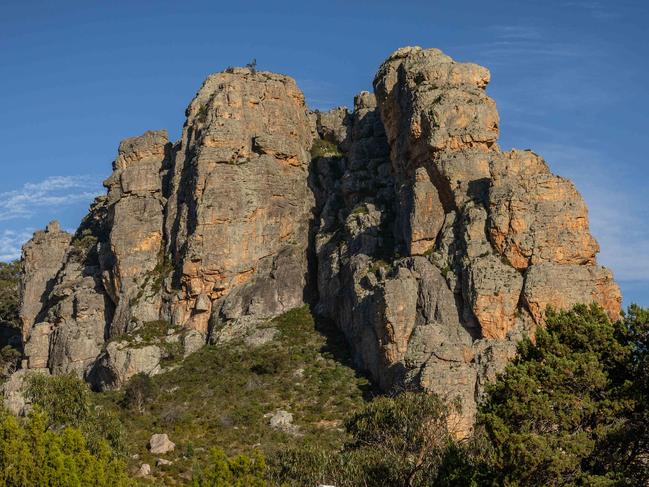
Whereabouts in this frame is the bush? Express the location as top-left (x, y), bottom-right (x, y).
top-left (0, 408), bottom-right (130, 486)
top-left (122, 373), bottom-right (158, 413)
top-left (479, 304), bottom-right (649, 486)
top-left (310, 139), bottom-right (342, 159)
top-left (270, 392), bottom-right (463, 487)
top-left (25, 374), bottom-right (127, 455)
top-left (0, 345), bottom-right (20, 378)
top-left (192, 448), bottom-right (266, 486)
top-left (0, 260), bottom-right (21, 328)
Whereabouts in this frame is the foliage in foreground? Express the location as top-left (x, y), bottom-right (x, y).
top-left (269, 392), bottom-right (474, 487)
top-left (3, 304), bottom-right (647, 486)
top-left (479, 304), bottom-right (649, 486)
top-left (270, 304), bottom-right (649, 487)
top-left (25, 373), bottom-right (127, 455)
top-left (0, 409), bottom-right (130, 487)
top-left (192, 448), bottom-right (266, 487)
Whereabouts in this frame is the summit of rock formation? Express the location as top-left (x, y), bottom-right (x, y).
top-left (11, 48), bottom-right (620, 433)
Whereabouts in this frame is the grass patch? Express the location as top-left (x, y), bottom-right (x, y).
top-left (310, 139), bottom-right (342, 159)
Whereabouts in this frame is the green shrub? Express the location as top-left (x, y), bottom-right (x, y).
top-left (478, 304), bottom-right (649, 486)
top-left (69, 229), bottom-right (99, 264)
top-left (192, 448), bottom-right (266, 486)
top-left (0, 260), bottom-right (21, 328)
top-left (0, 346), bottom-right (20, 378)
top-left (122, 373), bottom-right (159, 413)
top-left (270, 392), bottom-right (462, 487)
top-left (0, 408), bottom-right (130, 486)
top-left (310, 139), bottom-right (342, 159)
top-left (25, 374), bottom-right (127, 455)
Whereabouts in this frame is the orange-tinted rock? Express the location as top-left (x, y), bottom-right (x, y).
top-left (488, 150), bottom-right (599, 270)
top-left (165, 69), bottom-right (314, 333)
top-left (523, 263), bottom-right (621, 325)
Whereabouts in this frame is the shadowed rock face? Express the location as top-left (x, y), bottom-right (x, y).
top-left (14, 48), bottom-right (620, 431)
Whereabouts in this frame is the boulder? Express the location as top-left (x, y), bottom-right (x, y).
top-left (149, 433), bottom-right (175, 454)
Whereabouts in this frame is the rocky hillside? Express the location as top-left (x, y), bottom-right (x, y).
top-left (6, 46), bottom-right (620, 433)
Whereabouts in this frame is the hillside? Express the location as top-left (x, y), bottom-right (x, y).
top-left (94, 306), bottom-right (374, 483)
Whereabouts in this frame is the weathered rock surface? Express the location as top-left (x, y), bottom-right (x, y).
top-left (165, 68), bottom-right (314, 335)
top-left (19, 221), bottom-right (71, 339)
top-left (312, 46), bottom-right (620, 434)
top-left (10, 47), bottom-right (621, 432)
top-left (102, 130), bottom-right (171, 337)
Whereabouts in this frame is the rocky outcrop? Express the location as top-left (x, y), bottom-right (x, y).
top-left (11, 48), bottom-right (620, 432)
top-left (102, 130), bottom-right (171, 337)
top-left (19, 221), bottom-right (71, 340)
top-left (165, 68), bottom-right (314, 334)
top-left (15, 67), bottom-right (314, 390)
top-left (311, 46), bottom-right (620, 434)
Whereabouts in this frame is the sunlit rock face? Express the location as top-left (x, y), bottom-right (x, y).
top-left (165, 68), bottom-right (314, 335)
top-left (13, 48), bottom-right (619, 432)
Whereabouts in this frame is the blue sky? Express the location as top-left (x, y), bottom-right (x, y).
top-left (0, 0), bottom-right (647, 306)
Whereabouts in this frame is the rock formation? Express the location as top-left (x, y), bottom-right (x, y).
top-left (11, 47), bottom-right (620, 431)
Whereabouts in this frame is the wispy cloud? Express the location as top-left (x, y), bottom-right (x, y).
top-left (0, 175), bottom-right (102, 222)
top-left (489, 25), bottom-right (543, 41)
top-left (563, 1), bottom-right (622, 20)
top-left (0, 229), bottom-right (34, 261)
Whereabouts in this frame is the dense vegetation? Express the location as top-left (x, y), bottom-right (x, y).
top-left (0, 261), bottom-right (20, 329)
top-left (0, 303), bottom-right (647, 485)
top-left (0, 261), bottom-right (21, 379)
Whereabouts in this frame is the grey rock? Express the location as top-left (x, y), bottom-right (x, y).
top-left (266, 409), bottom-right (299, 435)
top-left (149, 433), bottom-right (175, 454)
top-left (136, 463), bottom-right (151, 477)
top-left (89, 341), bottom-right (163, 390)
top-left (244, 327), bottom-right (278, 348)
top-left (19, 221), bottom-right (71, 339)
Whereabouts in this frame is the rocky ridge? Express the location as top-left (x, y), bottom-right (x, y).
top-left (10, 47), bottom-right (620, 432)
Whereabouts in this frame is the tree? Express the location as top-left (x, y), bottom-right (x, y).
top-left (0, 408), bottom-right (130, 486)
top-left (0, 260), bottom-right (21, 328)
top-left (192, 448), bottom-right (266, 487)
top-left (24, 373), bottom-right (127, 455)
top-left (271, 392), bottom-right (466, 487)
top-left (122, 373), bottom-right (158, 413)
top-left (479, 304), bottom-right (649, 486)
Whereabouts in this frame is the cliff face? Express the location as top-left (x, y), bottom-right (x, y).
top-left (13, 47), bottom-right (620, 430)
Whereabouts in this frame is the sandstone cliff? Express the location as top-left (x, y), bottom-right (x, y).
top-left (11, 47), bottom-right (620, 431)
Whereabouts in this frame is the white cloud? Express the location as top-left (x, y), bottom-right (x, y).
top-left (0, 229), bottom-right (35, 261)
top-left (0, 175), bottom-right (102, 222)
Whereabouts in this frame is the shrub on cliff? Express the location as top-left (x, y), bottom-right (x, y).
top-left (479, 304), bottom-right (649, 486)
